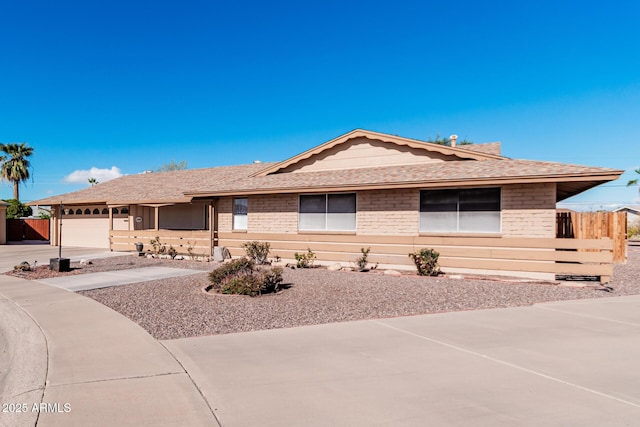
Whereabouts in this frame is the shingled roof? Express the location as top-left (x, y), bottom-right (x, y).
top-left (29, 130), bottom-right (623, 206)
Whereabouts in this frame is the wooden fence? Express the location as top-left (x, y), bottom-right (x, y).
top-left (218, 232), bottom-right (615, 284)
top-left (557, 211), bottom-right (627, 263)
top-left (110, 230), bottom-right (213, 256)
top-left (6, 218), bottom-right (50, 241)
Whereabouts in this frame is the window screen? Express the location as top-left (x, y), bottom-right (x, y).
top-left (420, 188), bottom-right (500, 233)
top-left (299, 193), bottom-right (356, 231)
top-left (233, 198), bottom-right (248, 230)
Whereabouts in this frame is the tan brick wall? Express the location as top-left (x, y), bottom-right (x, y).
top-left (502, 183), bottom-right (556, 237)
top-left (217, 185), bottom-right (556, 238)
top-left (357, 189), bottom-right (420, 235)
top-left (217, 197), bottom-right (233, 233)
top-left (248, 194), bottom-right (298, 233)
top-left (217, 195), bottom-right (298, 234)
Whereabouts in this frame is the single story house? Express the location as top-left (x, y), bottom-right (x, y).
top-left (30, 129), bottom-right (623, 281)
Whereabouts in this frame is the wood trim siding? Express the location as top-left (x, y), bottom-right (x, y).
top-left (217, 232), bottom-right (614, 283)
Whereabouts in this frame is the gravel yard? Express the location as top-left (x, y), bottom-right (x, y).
top-left (9, 245), bottom-right (640, 340)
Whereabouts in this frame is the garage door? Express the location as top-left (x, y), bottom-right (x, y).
top-left (61, 218), bottom-right (110, 248)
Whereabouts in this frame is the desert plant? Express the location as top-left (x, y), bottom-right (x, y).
top-left (208, 257), bottom-right (283, 296)
top-left (409, 248), bottom-right (441, 276)
top-left (355, 247), bottom-right (377, 272)
top-left (167, 245), bottom-right (178, 259)
top-left (243, 241), bottom-right (271, 264)
top-left (150, 236), bottom-right (166, 255)
top-left (294, 248), bottom-right (316, 268)
top-left (209, 257), bottom-right (255, 286)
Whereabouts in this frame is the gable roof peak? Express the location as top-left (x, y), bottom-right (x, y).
top-left (252, 128), bottom-right (505, 177)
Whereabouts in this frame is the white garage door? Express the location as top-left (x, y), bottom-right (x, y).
top-left (61, 218), bottom-right (110, 248)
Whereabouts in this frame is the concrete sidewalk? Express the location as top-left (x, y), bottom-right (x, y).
top-left (36, 266), bottom-right (203, 291)
top-left (164, 296), bottom-right (640, 426)
top-left (0, 275), bottom-right (217, 427)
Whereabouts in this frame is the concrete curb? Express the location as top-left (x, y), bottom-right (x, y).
top-left (0, 276), bottom-right (47, 427)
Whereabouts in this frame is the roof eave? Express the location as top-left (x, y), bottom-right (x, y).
top-left (186, 171), bottom-right (623, 198)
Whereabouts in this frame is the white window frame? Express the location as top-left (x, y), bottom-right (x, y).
top-left (298, 193), bottom-right (357, 231)
top-left (233, 197), bottom-right (248, 230)
top-left (419, 187), bottom-right (502, 233)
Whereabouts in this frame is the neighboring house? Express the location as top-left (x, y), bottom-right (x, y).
top-left (613, 205), bottom-right (640, 227)
top-left (29, 129), bottom-right (624, 281)
top-left (0, 200), bottom-right (8, 244)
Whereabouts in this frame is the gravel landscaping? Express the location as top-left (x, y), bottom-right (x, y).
top-left (8, 245), bottom-right (640, 340)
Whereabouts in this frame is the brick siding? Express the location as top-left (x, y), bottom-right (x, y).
top-left (502, 183), bottom-right (556, 237)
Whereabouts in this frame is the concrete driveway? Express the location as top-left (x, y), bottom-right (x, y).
top-left (164, 296), bottom-right (640, 426)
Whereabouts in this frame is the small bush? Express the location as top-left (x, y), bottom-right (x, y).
top-left (168, 245), bottom-right (178, 259)
top-left (13, 261), bottom-right (31, 272)
top-left (209, 257), bottom-right (255, 286)
top-left (208, 258), bottom-right (283, 296)
top-left (628, 219), bottom-right (640, 238)
top-left (243, 241), bottom-right (271, 264)
top-left (409, 248), bottom-right (441, 276)
top-left (294, 248), bottom-right (316, 268)
top-left (219, 271), bottom-right (263, 296)
top-left (150, 236), bottom-right (165, 255)
top-left (355, 247), bottom-right (377, 272)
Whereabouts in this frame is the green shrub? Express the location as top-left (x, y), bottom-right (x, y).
top-left (408, 248), bottom-right (441, 276)
top-left (294, 248), bottom-right (316, 268)
top-left (243, 241), bottom-right (271, 264)
top-left (208, 258), bottom-right (283, 296)
top-left (209, 257), bottom-right (255, 287)
top-left (219, 271), bottom-right (263, 296)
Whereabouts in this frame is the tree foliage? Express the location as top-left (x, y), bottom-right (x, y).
top-left (4, 199), bottom-right (32, 219)
top-left (627, 168), bottom-right (640, 194)
top-left (426, 134), bottom-right (472, 146)
top-left (156, 160), bottom-right (188, 172)
top-left (0, 142), bottom-right (34, 201)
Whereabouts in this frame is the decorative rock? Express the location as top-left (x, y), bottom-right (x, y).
top-left (146, 254), bottom-right (155, 259)
top-left (327, 263), bottom-right (343, 271)
top-left (174, 255), bottom-right (185, 260)
top-left (383, 269), bottom-right (402, 276)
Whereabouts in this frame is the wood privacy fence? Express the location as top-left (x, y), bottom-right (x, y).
top-left (6, 218), bottom-right (50, 241)
top-left (218, 232), bottom-right (615, 284)
top-left (556, 211), bottom-right (627, 263)
top-left (110, 230), bottom-right (213, 256)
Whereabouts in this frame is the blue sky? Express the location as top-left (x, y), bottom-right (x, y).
top-left (1, 0), bottom-right (639, 209)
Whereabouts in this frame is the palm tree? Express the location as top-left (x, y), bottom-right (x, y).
top-left (628, 168), bottom-right (640, 195)
top-left (0, 142), bottom-right (34, 201)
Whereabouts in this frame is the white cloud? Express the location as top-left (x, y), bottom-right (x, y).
top-left (64, 166), bottom-right (123, 184)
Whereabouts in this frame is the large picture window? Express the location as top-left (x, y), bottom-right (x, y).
top-left (420, 188), bottom-right (501, 233)
top-left (299, 193), bottom-right (356, 231)
top-left (233, 198), bottom-right (248, 230)
top-left (159, 204), bottom-right (207, 230)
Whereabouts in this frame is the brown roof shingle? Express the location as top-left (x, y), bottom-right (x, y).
top-left (30, 158), bottom-right (622, 206)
